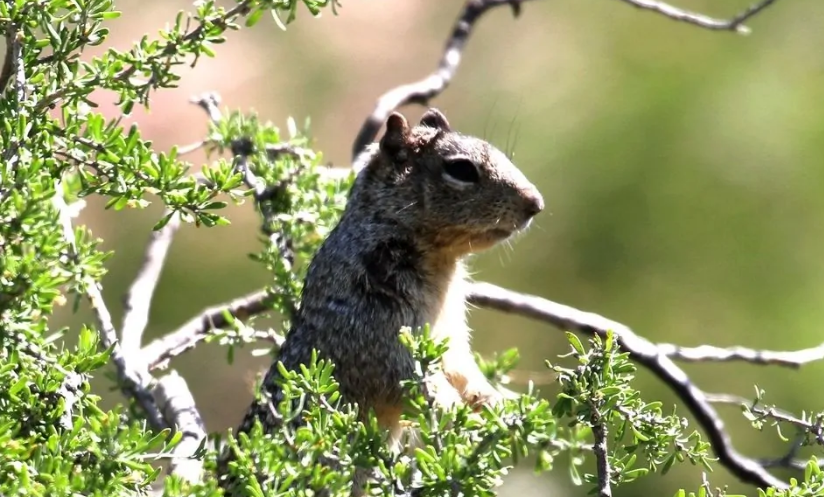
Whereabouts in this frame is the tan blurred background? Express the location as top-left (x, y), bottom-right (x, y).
top-left (52, 0), bottom-right (824, 495)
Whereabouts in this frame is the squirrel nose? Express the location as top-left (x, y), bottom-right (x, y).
top-left (523, 190), bottom-right (544, 218)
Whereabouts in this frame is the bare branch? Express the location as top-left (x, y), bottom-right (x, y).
top-left (120, 167), bottom-right (219, 354)
top-left (657, 341), bottom-right (824, 368)
top-left (121, 210), bottom-right (181, 352)
top-left (617, 0), bottom-right (778, 34)
top-left (351, 0), bottom-right (532, 161)
top-left (466, 281), bottom-right (788, 490)
top-left (141, 289), bottom-right (276, 371)
top-left (154, 371), bottom-right (207, 484)
top-left (176, 140), bottom-right (206, 156)
top-left (53, 179), bottom-right (166, 430)
top-left (191, 91), bottom-right (224, 124)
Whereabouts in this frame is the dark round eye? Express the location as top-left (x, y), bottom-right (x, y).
top-left (443, 159), bottom-right (480, 183)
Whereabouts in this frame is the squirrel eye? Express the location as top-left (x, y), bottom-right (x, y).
top-left (443, 159), bottom-right (480, 184)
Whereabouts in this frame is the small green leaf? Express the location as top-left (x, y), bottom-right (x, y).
top-left (566, 332), bottom-right (585, 356)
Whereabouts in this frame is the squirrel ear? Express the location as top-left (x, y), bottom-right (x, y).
top-left (380, 112), bottom-right (410, 159)
top-left (419, 108), bottom-right (451, 131)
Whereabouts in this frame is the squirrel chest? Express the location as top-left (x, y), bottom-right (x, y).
top-left (277, 223), bottom-right (467, 410)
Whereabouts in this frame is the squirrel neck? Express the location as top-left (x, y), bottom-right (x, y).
top-left (333, 202), bottom-right (468, 332)
top-left (327, 148), bottom-right (472, 333)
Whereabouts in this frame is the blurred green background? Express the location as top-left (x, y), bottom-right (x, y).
top-left (52, 0), bottom-right (824, 495)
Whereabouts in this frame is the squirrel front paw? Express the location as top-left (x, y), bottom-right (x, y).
top-left (463, 384), bottom-right (504, 412)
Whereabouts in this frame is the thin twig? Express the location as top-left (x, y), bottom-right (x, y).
top-left (658, 341), bottom-right (824, 368)
top-left (705, 392), bottom-right (824, 451)
top-left (114, 1), bottom-right (254, 85)
top-left (617, 0), bottom-right (778, 34)
top-left (466, 282), bottom-right (788, 490)
top-left (15, 343), bottom-right (85, 430)
top-left (191, 91), bottom-right (299, 317)
top-left (53, 179), bottom-right (166, 430)
top-left (154, 371), bottom-right (207, 484)
top-left (700, 472), bottom-right (715, 497)
top-left (737, 398), bottom-right (824, 469)
top-left (351, 0), bottom-right (532, 161)
top-left (191, 91), bottom-right (223, 123)
top-left (176, 140), bottom-right (206, 156)
top-left (591, 409), bottom-right (612, 497)
top-left (140, 289), bottom-right (276, 370)
top-left (121, 209), bottom-right (181, 352)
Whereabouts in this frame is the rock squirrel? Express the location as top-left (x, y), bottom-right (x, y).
top-left (216, 108), bottom-right (544, 493)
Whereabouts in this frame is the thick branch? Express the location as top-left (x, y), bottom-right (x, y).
top-left (351, 0), bottom-right (531, 161)
top-left (467, 282), bottom-right (788, 490)
top-left (53, 180), bottom-right (166, 430)
top-left (154, 371), bottom-right (207, 484)
top-left (120, 171), bottom-right (217, 353)
top-left (617, 0), bottom-right (779, 34)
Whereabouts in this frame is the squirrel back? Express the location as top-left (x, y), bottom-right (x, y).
top-left (217, 108), bottom-right (544, 493)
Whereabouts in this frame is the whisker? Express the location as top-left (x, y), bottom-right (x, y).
top-left (395, 201), bottom-right (417, 215)
top-left (506, 97), bottom-right (523, 159)
top-left (483, 97), bottom-right (500, 142)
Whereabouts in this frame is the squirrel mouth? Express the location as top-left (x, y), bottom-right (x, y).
top-left (488, 228), bottom-right (514, 239)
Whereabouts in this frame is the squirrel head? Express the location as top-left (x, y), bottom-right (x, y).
top-left (356, 108), bottom-right (544, 257)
